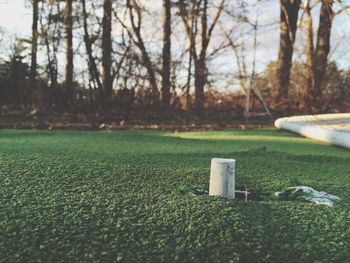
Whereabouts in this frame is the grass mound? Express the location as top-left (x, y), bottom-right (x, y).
top-left (0, 129), bottom-right (349, 262)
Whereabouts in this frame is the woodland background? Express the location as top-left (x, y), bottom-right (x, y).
top-left (0, 0), bottom-right (349, 125)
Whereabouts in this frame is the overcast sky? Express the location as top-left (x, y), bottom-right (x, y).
top-left (0, 0), bottom-right (30, 36)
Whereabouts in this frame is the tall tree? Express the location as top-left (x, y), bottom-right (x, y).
top-left (303, 0), bottom-right (334, 112)
top-left (304, 0), bottom-right (314, 108)
top-left (178, 0), bottom-right (225, 112)
top-left (162, 0), bottom-right (171, 110)
top-left (275, 0), bottom-right (300, 107)
top-left (81, 0), bottom-right (103, 105)
top-left (178, 0), bottom-right (197, 109)
top-left (102, 0), bottom-right (113, 100)
top-left (40, 1), bottom-right (61, 107)
top-left (125, 0), bottom-right (159, 103)
top-left (194, 0), bottom-right (208, 112)
top-left (195, 0), bottom-right (225, 112)
top-left (312, 0), bottom-right (333, 109)
top-left (64, 0), bottom-right (74, 102)
top-left (29, 0), bottom-right (39, 103)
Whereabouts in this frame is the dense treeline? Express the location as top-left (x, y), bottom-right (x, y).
top-left (0, 0), bottom-right (349, 119)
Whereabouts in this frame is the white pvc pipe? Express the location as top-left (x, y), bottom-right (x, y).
top-left (209, 158), bottom-right (235, 199)
top-left (275, 114), bottom-right (350, 150)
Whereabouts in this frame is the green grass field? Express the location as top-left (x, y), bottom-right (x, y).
top-left (0, 129), bottom-right (349, 262)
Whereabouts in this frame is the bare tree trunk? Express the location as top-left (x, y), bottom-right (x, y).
top-left (194, 0), bottom-right (208, 113)
top-left (64, 0), bottom-right (74, 103)
top-left (29, 0), bottom-right (39, 105)
top-left (40, 2), bottom-right (58, 108)
top-left (178, 0), bottom-right (197, 109)
top-left (275, 0), bottom-right (300, 106)
top-left (312, 0), bottom-right (333, 110)
top-left (127, 0), bottom-right (159, 104)
top-left (186, 44), bottom-right (193, 109)
top-left (102, 0), bottom-right (113, 101)
top-left (178, 0), bottom-right (224, 112)
top-left (81, 0), bottom-right (103, 95)
top-left (162, 0), bottom-right (171, 110)
top-left (304, 0), bottom-right (314, 109)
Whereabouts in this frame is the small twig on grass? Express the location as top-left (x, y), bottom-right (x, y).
top-left (244, 184), bottom-right (248, 202)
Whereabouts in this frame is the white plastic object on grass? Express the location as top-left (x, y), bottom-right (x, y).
top-left (209, 158), bottom-right (235, 199)
top-left (274, 186), bottom-right (341, 207)
top-left (275, 113), bottom-right (350, 150)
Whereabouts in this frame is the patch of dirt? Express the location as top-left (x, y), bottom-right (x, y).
top-left (0, 110), bottom-right (274, 131)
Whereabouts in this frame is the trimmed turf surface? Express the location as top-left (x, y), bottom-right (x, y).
top-left (0, 129), bottom-right (349, 262)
